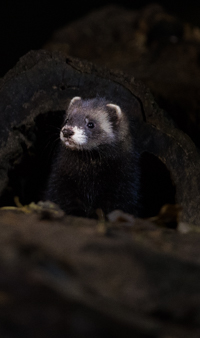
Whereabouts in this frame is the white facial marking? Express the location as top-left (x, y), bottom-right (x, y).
top-left (60, 130), bottom-right (66, 143)
top-left (72, 126), bottom-right (87, 145)
top-left (98, 113), bottom-right (114, 139)
top-left (106, 103), bottom-right (122, 119)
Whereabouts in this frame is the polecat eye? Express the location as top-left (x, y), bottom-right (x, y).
top-left (65, 118), bottom-right (69, 124)
top-left (87, 122), bottom-right (95, 129)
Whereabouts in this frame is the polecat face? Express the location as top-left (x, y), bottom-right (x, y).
top-left (60, 97), bottom-right (126, 150)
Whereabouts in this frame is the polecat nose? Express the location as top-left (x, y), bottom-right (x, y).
top-left (62, 128), bottom-right (74, 138)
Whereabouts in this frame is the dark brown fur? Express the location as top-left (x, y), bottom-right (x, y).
top-left (45, 97), bottom-right (140, 217)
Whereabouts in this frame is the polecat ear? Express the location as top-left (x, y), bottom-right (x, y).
top-left (106, 103), bottom-right (122, 120)
top-left (69, 96), bottom-right (81, 108)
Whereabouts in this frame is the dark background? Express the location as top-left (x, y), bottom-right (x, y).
top-left (0, 1), bottom-right (199, 77)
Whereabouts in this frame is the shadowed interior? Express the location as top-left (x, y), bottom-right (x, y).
top-left (0, 112), bottom-right (176, 217)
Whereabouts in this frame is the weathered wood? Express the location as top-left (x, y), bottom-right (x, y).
top-left (0, 210), bottom-right (200, 337)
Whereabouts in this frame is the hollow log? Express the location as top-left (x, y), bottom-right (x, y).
top-left (0, 50), bottom-right (199, 224)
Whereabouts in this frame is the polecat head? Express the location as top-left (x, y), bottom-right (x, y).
top-left (60, 97), bottom-right (129, 150)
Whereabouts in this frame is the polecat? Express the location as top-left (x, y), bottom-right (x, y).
top-left (45, 96), bottom-right (140, 217)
